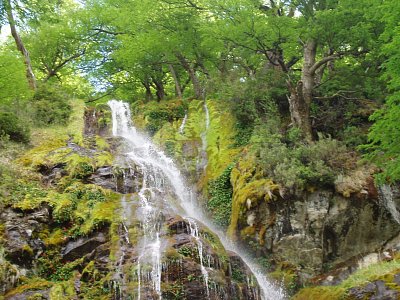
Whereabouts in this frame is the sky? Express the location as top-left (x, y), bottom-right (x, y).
top-left (0, 26), bottom-right (11, 44)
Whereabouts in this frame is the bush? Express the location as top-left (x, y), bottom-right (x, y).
top-left (138, 99), bottom-right (187, 136)
top-left (0, 111), bottom-right (30, 143)
top-left (256, 126), bottom-right (354, 190)
top-left (32, 84), bottom-right (72, 126)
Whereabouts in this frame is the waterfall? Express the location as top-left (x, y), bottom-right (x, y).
top-left (199, 100), bottom-right (210, 173)
top-left (179, 113), bottom-right (188, 134)
top-left (185, 217), bottom-right (210, 297)
top-left (108, 100), bottom-right (285, 300)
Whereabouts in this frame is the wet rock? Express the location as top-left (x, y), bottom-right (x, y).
top-left (88, 165), bottom-right (143, 193)
top-left (62, 231), bottom-right (107, 261)
top-left (348, 280), bottom-right (399, 300)
top-left (1, 207), bottom-right (49, 267)
top-left (237, 185), bottom-right (400, 281)
top-left (0, 261), bottom-right (21, 295)
top-left (89, 166), bottom-right (116, 190)
top-left (84, 106), bottom-right (111, 137)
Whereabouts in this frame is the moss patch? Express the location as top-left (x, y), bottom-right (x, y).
top-left (293, 259), bottom-right (400, 300)
top-left (228, 153), bottom-right (279, 241)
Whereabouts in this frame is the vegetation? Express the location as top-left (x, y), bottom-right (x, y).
top-left (1, 0), bottom-right (400, 299)
top-left (293, 259), bottom-right (400, 300)
top-left (207, 164), bottom-right (234, 227)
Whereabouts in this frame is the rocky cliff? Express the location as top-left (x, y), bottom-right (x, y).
top-left (0, 102), bottom-right (265, 299)
top-left (131, 98), bottom-right (400, 298)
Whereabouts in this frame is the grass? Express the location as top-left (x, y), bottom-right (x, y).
top-left (293, 259), bottom-right (400, 300)
top-left (30, 99), bottom-right (85, 147)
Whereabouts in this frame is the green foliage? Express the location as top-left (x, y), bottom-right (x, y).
top-left (31, 84), bottom-right (72, 126)
top-left (216, 70), bottom-right (287, 146)
top-left (177, 246), bottom-right (194, 258)
top-left (0, 111), bottom-right (30, 143)
top-left (207, 164), bottom-right (234, 227)
top-left (133, 100), bottom-right (187, 135)
top-left (36, 249), bottom-right (63, 280)
top-left (294, 259), bottom-right (400, 299)
top-left (231, 265), bottom-right (245, 283)
top-left (64, 153), bottom-right (94, 179)
top-left (0, 47), bottom-right (31, 104)
top-left (362, 100), bottom-right (400, 184)
top-left (256, 127), bottom-right (354, 190)
top-left (361, 2), bottom-right (400, 184)
top-left (8, 180), bottom-right (48, 209)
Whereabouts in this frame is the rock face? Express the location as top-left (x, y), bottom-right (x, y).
top-left (111, 213), bottom-right (262, 300)
top-left (347, 280), bottom-right (399, 300)
top-left (1, 206), bottom-right (49, 266)
top-left (234, 185), bottom-right (400, 282)
top-left (62, 231), bottom-right (107, 261)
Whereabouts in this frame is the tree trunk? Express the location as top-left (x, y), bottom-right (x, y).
top-left (168, 64), bottom-right (182, 98)
top-left (288, 40), bottom-right (316, 141)
top-left (176, 53), bottom-right (202, 99)
top-left (152, 78), bottom-right (166, 101)
top-left (142, 80), bottom-right (153, 101)
top-left (5, 0), bottom-right (37, 90)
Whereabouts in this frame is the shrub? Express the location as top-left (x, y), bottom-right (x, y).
top-left (31, 84), bottom-right (72, 126)
top-left (0, 111), bottom-right (30, 143)
top-left (141, 100), bottom-right (187, 136)
top-left (256, 126), bottom-right (354, 190)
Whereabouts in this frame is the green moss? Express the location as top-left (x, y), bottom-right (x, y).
top-left (204, 100), bottom-right (241, 181)
top-left (95, 136), bottom-right (110, 151)
top-left (64, 153), bottom-right (94, 179)
top-left (49, 280), bottom-right (76, 299)
top-left (95, 151), bottom-right (113, 167)
top-left (294, 259), bottom-right (400, 299)
top-left (293, 286), bottom-right (345, 300)
top-left (4, 278), bottom-right (53, 298)
top-left (47, 192), bottom-right (76, 223)
top-left (228, 154), bottom-right (279, 240)
top-left (43, 228), bottom-right (66, 247)
top-left (18, 139), bottom-right (68, 170)
top-left (8, 180), bottom-right (48, 209)
top-left (164, 248), bottom-right (181, 262)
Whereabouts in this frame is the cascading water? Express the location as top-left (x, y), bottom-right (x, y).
top-left (199, 100), bottom-right (210, 173)
top-left (185, 217), bottom-right (210, 297)
top-left (179, 113), bottom-right (188, 134)
top-left (108, 100), bottom-right (286, 300)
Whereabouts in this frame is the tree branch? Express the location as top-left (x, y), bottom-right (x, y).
top-left (309, 54), bottom-right (340, 75)
top-left (91, 27), bottom-right (126, 35)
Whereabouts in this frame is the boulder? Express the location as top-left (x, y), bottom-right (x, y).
top-left (62, 231), bottom-right (107, 261)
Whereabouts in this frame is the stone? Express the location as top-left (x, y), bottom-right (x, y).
top-left (62, 231), bottom-right (107, 261)
top-left (1, 207), bottom-right (49, 267)
top-left (348, 280), bottom-right (399, 300)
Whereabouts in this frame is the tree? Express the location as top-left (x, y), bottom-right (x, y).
top-left (363, 0), bottom-right (400, 184)
top-left (2, 0), bottom-right (36, 90)
top-left (26, 3), bottom-right (89, 82)
top-left (0, 47), bottom-right (31, 105)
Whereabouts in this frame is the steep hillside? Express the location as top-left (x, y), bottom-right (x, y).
top-left (130, 97), bottom-right (400, 298)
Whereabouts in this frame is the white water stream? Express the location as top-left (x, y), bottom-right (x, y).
top-left (179, 113), bottom-right (188, 134)
top-left (108, 100), bottom-right (285, 300)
